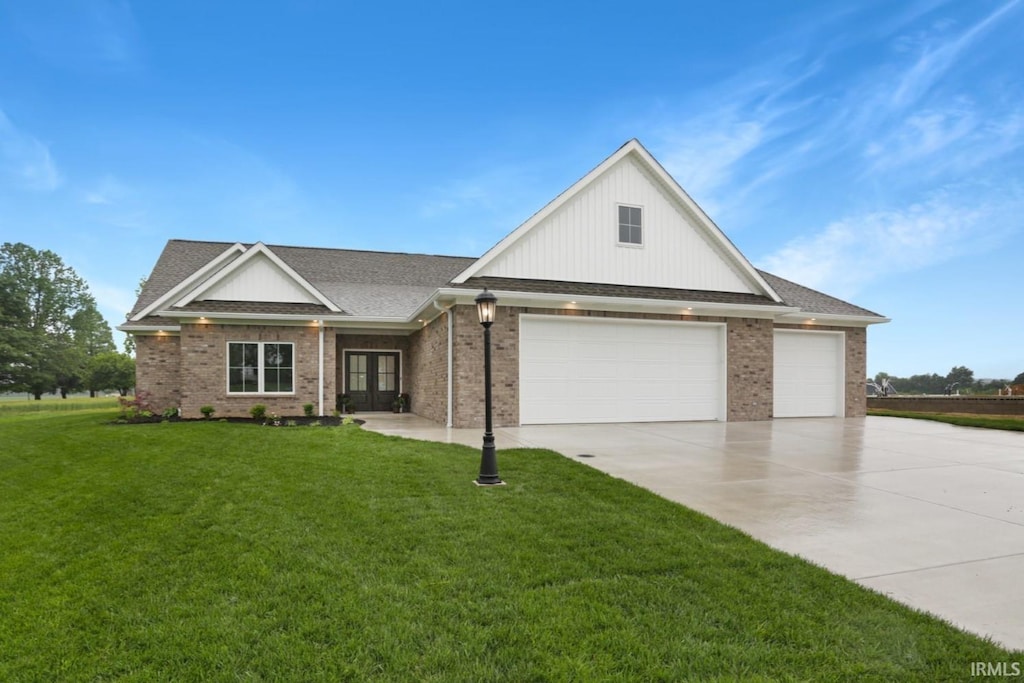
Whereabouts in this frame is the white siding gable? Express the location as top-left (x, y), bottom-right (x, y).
top-left (474, 155), bottom-right (757, 294)
top-left (196, 252), bottom-right (322, 304)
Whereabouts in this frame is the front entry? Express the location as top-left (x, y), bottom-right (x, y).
top-left (345, 351), bottom-right (400, 412)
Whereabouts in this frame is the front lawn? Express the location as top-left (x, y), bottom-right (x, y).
top-left (1, 410), bottom-right (1018, 681)
top-left (868, 409), bottom-right (1024, 431)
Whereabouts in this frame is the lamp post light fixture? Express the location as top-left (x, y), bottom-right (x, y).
top-left (474, 288), bottom-right (504, 486)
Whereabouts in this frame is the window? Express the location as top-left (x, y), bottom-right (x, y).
top-left (618, 205), bottom-right (642, 245)
top-left (228, 342), bottom-right (294, 394)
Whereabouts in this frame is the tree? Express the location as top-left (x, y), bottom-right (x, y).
top-left (123, 277), bottom-right (147, 356)
top-left (945, 366), bottom-right (975, 391)
top-left (0, 242), bottom-right (100, 399)
top-left (1014, 371), bottom-right (1024, 385)
top-left (84, 352), bottom-right (135, 396)
top-left (70, 300), bottom-right (115, 396)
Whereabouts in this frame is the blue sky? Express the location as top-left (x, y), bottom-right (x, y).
top-left (1, 1), bottom-right (1022, 379)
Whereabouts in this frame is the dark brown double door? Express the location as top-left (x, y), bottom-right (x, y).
top-left (345, 351), bottom-right (399, 412)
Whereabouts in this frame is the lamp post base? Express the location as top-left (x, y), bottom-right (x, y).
top-left (475, 436), bottom-right (503, 486)
top-left (473, 479), bottom-right (507, 486)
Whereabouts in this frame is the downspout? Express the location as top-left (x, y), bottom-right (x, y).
top-left (318, 320), bottom-right (325, 417)
top-left (433, 300), bottom-right (454, 427)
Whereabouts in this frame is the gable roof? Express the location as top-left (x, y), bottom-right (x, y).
top-left (452, 139), bottom-right (783, 303)
top-left (129, 239), bottom-right (474, 322)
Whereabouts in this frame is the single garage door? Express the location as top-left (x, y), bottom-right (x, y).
top-left (773, 330), bottom-right (844, 418)
top-left (519, 315), bottom-right (725, 425)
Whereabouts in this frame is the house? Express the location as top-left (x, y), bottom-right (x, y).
top-left (120, 140), bottom-right (888, 426)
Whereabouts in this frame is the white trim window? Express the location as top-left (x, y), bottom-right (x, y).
top-left (227, 342), bottom-right (294, 394)
top-left (618, 205), bottom-right (642, 245)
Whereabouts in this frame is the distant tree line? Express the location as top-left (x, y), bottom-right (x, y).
top-left (873, 366), bottom-right (1024, 396)
top-left (1, 242), bottom-right (134, 399)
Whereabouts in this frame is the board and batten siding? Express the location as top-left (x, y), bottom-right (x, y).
top-left (476, 156), bottom-right (756, 294)
top-left (197, 253), bottom-right (321, 304)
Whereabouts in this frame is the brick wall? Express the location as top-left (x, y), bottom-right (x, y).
top-left (405, 314), bottom-right (449, 424)
top-left (135, 333), bottom-right (181, 413)
top-left (452, 304), bottom-right (520, 428)
top-left (727, 318), bottom-right (774, 421)
top-left (868, 396), bottom-right (1024, 415)
top-left (178, 322), bottom-right (336, 418)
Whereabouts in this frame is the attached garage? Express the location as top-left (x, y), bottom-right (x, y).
top-left (519, 315), bottom-right (725, 425)
top-left (773, 330), bottom-right (845, 418)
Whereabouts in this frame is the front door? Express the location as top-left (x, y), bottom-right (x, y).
top-left (346, 351), bottom-right (400, 411)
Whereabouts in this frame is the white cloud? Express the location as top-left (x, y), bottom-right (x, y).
top-left (759, 187), bottom-right (1021, 298)
top-left (0, 110), bottom-right (61, 191)
top-left (81, 174), bottom-right (130, 205)
top-left (889, 0), bottom-right (1021, 110)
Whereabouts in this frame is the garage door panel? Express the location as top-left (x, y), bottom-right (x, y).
top-left (773, 331), bottom-right (843, 418)
top-left (520, 316), bottom-right (724, 425)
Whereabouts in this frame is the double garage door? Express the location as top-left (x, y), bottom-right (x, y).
top-left (519, 316), bottom-right (846, 424)
top-left (519, 316), bottom-right (725, 425)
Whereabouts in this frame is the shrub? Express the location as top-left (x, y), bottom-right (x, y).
top-left (117, 391), bottom-right (154, 420)
top-left (162, 407), bottom-right (179, 419)
top-left (249, 404), bottom-right (267, 421)
top-left (200, 405), bottom-right (215, 419)
top-left (285, 419), bottom-right (297, 427)
top-left (303, 403), bottom-right (315, 417)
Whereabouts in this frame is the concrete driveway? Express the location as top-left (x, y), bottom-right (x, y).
top-left (362, 414), bottom-right (1024, 650)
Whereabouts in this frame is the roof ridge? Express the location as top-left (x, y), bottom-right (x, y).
top-left (166, 238), bottom-right (477, 261)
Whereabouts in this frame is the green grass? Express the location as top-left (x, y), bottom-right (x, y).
top-left (1, 410), bottom-right (1019, 681)
top-left (0, 395), bottom-right (120, 413)
top-left (868, 409), bottom-right (1024, 432)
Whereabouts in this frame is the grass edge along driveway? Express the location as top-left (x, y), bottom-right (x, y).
top-left (1, 410), bottom-right (1020, 681)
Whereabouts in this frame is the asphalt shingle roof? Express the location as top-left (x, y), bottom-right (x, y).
top-left (757, 270), bottom-right (884, 318)
top-left (129, 239), bottom-right (884, 324)
top-left (130, 240), bottom-right (474, 321)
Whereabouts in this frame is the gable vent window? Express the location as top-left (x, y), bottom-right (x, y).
top-left (618, 205), bottom-right (643, 245)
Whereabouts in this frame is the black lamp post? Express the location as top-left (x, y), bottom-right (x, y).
top-left (474, 288), bottom-right (503, 486)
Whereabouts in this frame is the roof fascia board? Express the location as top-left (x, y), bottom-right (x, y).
top-left (776, 312), bottom-right (891, 327)
top-left (131, 242), bottom-right (247, 321)
top-left (435, 287), bottom-right (799, 318)
top-left (117, 324), bottom-right (182, 333)
top-left (157, 309), bottom-right (417, 325)
top-left (175, 242), bottom-right (342, 312)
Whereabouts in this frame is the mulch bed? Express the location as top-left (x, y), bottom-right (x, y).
top-left (112, 415), bottom-right (363, 427)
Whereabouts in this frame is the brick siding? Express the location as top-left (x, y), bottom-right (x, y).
top-left (134, 333), bottom-right (182, 413)
top-left (727, 318), bottom-right (774, 421)
top-left (177, 322), bottom-right (336, 419)
top-left (405, 314), bottom-right (449, 424)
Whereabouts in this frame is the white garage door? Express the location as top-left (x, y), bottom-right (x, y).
top-left (773, 330), bottom-right (844, 418)
top-left (519, 316), bottom-right (725, 425)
